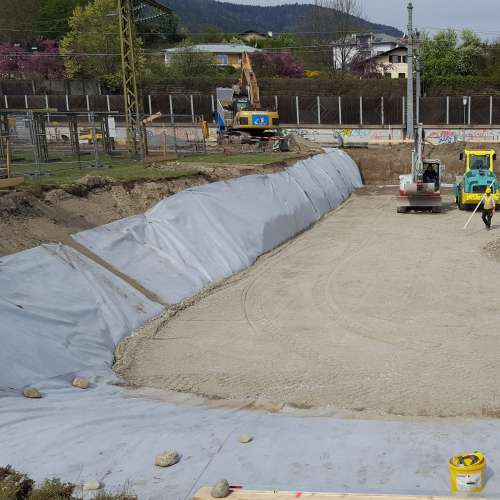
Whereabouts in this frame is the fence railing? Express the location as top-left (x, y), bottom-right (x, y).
top-left (0, 111), bottom-right (206, 182)
top-left (3, 94), bottom-right (500, 126)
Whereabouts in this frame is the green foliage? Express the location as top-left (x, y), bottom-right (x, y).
top-left (190, 25), bottom-right (226, 44)
top-left (35, 0), bottom-right (86, 40)
top-left (256, 33), bottom-right (299, 49)
top-left (0, 466), bottom-right (34, 500)
top-left (420, 28), bottom-right (484, 80)
top-left (0, 0), bottom-right (42, 44)
top-left (138, 12), bottom-right (185, 48)
top-left (60, 0), bottom-right (143, 89)
top-left (28, 479), bottom-right (74, 500)
top-left (165, 42), bottom-right (218, 79)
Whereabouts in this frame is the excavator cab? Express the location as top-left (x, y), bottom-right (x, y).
top-left (216, 52), bottom-right (280, 142)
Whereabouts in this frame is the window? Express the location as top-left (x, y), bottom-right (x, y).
top-left (389, 55), bottom-right (403, 63)
top-left (398, 73), bottom-right (406, 79)
top-left (216, 54), bottom-right (229, 65)
top-left (403, 56), bottom-right (408, 63)
top-left (470, 155), bottom-right (489, 170)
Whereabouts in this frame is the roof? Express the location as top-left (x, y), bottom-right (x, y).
top-left (366, 45), bottom-right (407, 60)
top-left (165, 44), bottom-right (260, 54)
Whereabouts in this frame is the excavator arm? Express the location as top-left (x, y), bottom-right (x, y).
top-left (240, 52), bottom-right (261, 110)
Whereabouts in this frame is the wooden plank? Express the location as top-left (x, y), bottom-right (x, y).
top-left (193, 488), bottom-right (494, 500)
top-left (0, 177), bottom-right (24, 189)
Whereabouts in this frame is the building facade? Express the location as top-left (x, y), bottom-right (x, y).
top-left (164, 44), bottom-right (260, 69)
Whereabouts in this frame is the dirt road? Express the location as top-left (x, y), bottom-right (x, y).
top-left (118, 189), bottom-right (500, 418)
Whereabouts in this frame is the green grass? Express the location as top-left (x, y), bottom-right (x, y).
top-left (177, 151), bottom-right (301, 165)
top-left (11, 151), bottom-right (300, 188)
top-left (14, 157), bottom-right (199, 187)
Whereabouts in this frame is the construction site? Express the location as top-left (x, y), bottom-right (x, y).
top-left (3, 1), bottom-right (500, 499)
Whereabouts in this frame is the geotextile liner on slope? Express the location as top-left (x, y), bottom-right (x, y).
top-left (0, 149), bottom-right (361, 391)
top-left (0, 244), bottom-right (163, 391)
top-left (73, 149), bottom-right (362, 304)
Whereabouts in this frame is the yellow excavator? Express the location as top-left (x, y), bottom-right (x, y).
top-left (216, 52), bottom-right (280, 143)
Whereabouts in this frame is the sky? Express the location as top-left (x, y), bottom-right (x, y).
top-left (222, 0), bottom-right (500, 38)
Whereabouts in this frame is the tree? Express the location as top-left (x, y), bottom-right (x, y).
top-left (304, 0), bottom-right (363, 72)
top-left (349, 53), bottom-right (389, 79)
top-left (138, 12), bottom-right (185, 48)
top-left (256, 33), bottom-right (300, 50)
top-left (0, 44), bottom-right (29, 78)
top-left (165, 42), bottom-right (218, 78)
top-left (250, 51), bottom-right (304, 78)
top-left (0, 0), bottom-right (41, 44)
top-left (60, 0), bottom-right (143, 89)
top-left (420, 29), bottom-right (484, 80)
top-left (35, 0), bottom-right (86, 40)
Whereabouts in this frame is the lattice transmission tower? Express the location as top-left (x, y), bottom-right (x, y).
top-left (117, 0), bottom-right (171, 158)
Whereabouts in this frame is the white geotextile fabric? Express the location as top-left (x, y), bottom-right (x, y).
top-left (74, 149), bottom-right (362, 304)
top-left (2, 385), bottom-right (500, 499)
top-left (0, 244), bottom-right (163, 390)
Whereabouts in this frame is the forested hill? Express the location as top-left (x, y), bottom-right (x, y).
top-left (161, 0), bottom-right (402, 37)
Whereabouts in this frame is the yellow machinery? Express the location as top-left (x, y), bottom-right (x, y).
top-left (454, 149), bottom-right (499, 209)
top-left (216, 52), bottom-right (280, 142)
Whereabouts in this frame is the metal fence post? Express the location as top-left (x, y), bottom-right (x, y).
top-left (274, 95), bottom-right (278, 112)
top-left (169, 94), bottom-right (174, 124)
top-left (24, 95), bottom-right (28, 109)
top-left (211, 94), bottom-right (215, 123)
top-left (468, 96), bottom-right (471, 125)
top-left (66, 94), bottom-right (70, 112)
top-left (338, 96), bottom-right (342, 125)
top-left (90, 111), bottom-right (100, 168)
top-left (4, 95), bottom-right (7, 109)
top-left (359, 96), bottom-right (363, 125)
top-left (317, 96), bottom-right (321, 125)
top-left (190, 95), bottom-right (195, 123)
top-left (490, 96), bottom-right (493, 126)
top-left (446, 96), bottom-right (450, 125)
top-left (402, 96), bottom-right (405, 126)
top-left (295, 96), bottom-right (300, 125)
top-left (148, 95), bottom-right (152, 115)
top-left (381, 97), bottom-right (385, 126)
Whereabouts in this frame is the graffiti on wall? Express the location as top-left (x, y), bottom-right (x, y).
top-left (281, 127), bottom-right (404, 144)
top-left (426, 129), bottom-right (500, 145)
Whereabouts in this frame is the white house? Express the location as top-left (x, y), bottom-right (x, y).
top-left (368, 46), bottom-right (409, 79)
top-left (332, 32), bottom-right (404, 70)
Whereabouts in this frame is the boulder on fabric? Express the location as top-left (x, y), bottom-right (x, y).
top-left (73, 150), bottom-right (362, 305)
top-left (0, 244), bottom-right (163, 391)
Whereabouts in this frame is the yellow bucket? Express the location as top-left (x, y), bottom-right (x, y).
top-left (449, 451), bottom-right (486, 493)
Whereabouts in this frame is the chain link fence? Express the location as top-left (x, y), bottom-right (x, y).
top-left (0, 111), bottom-right (206, 182)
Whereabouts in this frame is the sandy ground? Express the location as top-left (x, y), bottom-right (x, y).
top-left (118, 188), bottom-right (500, 419)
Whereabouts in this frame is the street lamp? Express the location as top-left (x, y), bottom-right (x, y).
top-left (463, 96), bottom-right (468, 126)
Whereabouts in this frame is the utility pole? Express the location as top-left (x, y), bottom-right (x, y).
top-left (117, 0), bottom-right (171, 159)
top-left (415, 30), bottom-right (421, 127)
top-left (406, 2), bottom-right (414, 140)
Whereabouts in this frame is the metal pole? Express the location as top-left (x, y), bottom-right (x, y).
top-left (190, 95), bottom-right (195, 123)
top-left (169, 94), bottom-right (174, 124)
top-left (381, 97), bottom-right (385, 126)
top-left (406, 2), bottom-right (414, 139)
top-left (91, 112), bottom-right (100, 168)
top-left (338, 96), bottom-right (342, 125)
top-left (359, 96), bottom-right (363, 125)
top-left (446, 96), bottom-right (450, 125)
top-left (317, 96), bottom-right (321, 125)
top-left (490, 96), bottom-right (493, 126)
top-left (468, 95), bottom-right (471, 125)
top-left (415, 31), bottom-right (421, 125)
top-left (295, 96), bottom-right (300, 125)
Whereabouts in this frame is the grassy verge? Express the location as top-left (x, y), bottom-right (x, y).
top-left (10, 151), bottom-right (301, 189)
top-left (14, 158), bottom-right (200, 188)
top-left (0, 466), bottom-right (136, 499)
top-left (177, 151), bottom-right (301, 165)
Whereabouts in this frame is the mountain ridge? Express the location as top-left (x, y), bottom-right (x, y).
top-left (160, 0), bottom-right (403, 38)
